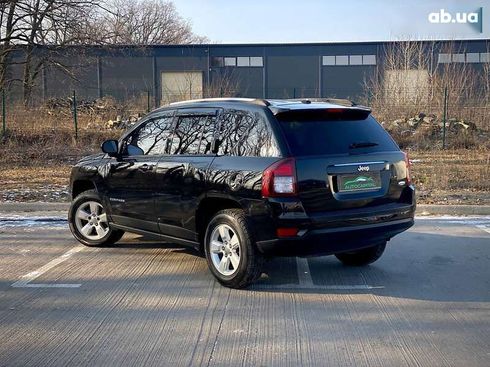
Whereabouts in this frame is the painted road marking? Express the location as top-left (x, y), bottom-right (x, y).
top-left (475, 224), bottom-right (490, 235)
top-left (253, 284), bottom-right (384, 291)
top-left (11, 246), bottom-right (84, 288)
top-left (296, 257), bottom-right (314, 288)
top-left (265, 257), bottom-right (384, 291)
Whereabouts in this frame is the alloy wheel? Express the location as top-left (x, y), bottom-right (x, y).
top-left (74, 201), bottom-right (109, 240)
top-left (209, 224), bottom-right (241, 276)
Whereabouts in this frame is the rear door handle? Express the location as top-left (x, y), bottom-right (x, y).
top-left (139, 164), bottom-right (154, 172)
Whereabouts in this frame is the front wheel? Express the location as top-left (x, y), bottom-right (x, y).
top-left (335, 242), bottom-right (386, 266)
top-left (204, 209), bottom-right (263, 289)
top-left (68, 190), bottom-right (124, 246)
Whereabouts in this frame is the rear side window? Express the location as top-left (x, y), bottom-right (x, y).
top-left (217, 109), bottom-right (280, 157)
top-left (277, 109), bottom-right (398, 156)
top-left (169, 115), bottom-right (215, 155)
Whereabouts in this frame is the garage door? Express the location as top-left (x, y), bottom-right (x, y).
top-left (161, 71), bottom-right (203, 105)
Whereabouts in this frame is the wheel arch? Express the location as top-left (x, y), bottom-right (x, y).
top-left (71, 180), bottom-right (97, 199)
top-left (195, 195), bottom-right (243, 250)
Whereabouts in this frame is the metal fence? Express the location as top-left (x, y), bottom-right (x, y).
top-left (1, 86), bottom-right (488, 150)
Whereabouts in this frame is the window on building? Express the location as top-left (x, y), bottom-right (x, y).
top-left (349, 55), bottom-right (363, 65)
top-left (322, 56), bottom-right (335, 66)
top-left (124, 113), bottom-right (175, 156)
top-left (211, 57), bottom-right (224, 67)
top-left (335, 55), bottom-right (349, 65)
top-left (452, 53), bottom-right (465, 63)
top-left (322, 54), bottom-right (376, 66)
top-left (250, 57), bottom-right (264, 67)
top-left (232, 56), bottom-right (264, 67)
top-left (438, 53), bottom-right (452, 63)
top-left (466, 53), bottom-right (480, 63)
top-left (169, 115), bottom-right (216, 155)
top-left (480, 52), bottom-right (490, 62)
top-left (363, 55), bottom-right (376, 65)
top-left (224, 57), bottom-right (237, 66)
top-left (237, 57), bottom-right (250, 67)
top-left (210, 56), bottom-right (265, 68)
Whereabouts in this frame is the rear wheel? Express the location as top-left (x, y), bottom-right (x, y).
top-left (335, 242), bottom-right (386, 266)
top-left (68, 190), bottom-right (124, 247)
top-left (204, 209), bottom-right (263, 289)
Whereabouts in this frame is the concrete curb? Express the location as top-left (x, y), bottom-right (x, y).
top-left (416, 204), bottom-right (490, 216)
top-left (1, 202), bottom-right (490, 216)
top-left (0, 202), bottom-right (69, 213)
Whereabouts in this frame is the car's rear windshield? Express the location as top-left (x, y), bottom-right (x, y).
top-left (276, 109), bottom-right (399, 156)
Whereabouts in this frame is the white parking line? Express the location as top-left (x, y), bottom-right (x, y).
top-left (253, 283), bottom-right (384, 291)
top-left (13, 283), bottom-right (82, 288)
top-left (296, 257), bottom-right (314, 288)
top-left (288, 257), bottom-right (384, 290)
top-left (11, 246), bottom-right (84, 288)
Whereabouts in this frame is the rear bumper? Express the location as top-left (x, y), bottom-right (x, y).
top-left (256, 217), bottom-right (414, 257)
top-left (249, 184), bottom-right (416, 257)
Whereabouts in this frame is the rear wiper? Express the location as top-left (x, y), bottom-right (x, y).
top-left (349, 141), bottom-right (379, 149)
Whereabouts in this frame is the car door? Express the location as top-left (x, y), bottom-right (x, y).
top-left (104, 111), bottom-right (176, 232)
top-left (154, 108), bottom-right (220, 241)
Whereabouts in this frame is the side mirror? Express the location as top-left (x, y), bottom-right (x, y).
top-left (101, 140), bottom-right (119, 157)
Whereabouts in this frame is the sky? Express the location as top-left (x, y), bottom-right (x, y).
top-left (172, 0), bottom-right (489, 43)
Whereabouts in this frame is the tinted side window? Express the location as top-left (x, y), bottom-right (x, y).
top-left (169, 115), bottom-right (215, 155)
top-left (125, 113), bottom-right (174, 156)
top-left (217, 109), bottom-right (280, 157)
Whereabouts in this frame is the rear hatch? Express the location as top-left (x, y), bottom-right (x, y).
top-left (276, 108), bottom-right (411, 213)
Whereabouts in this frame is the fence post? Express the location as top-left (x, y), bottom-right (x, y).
top-left (72, 90), bottom-right (78, 141)
top-left (442, 86), bottom-right (448, 149)
top-left (1, 90), bottom-right (5, 138)
top-left (147, 89), bottom-right (150, 113)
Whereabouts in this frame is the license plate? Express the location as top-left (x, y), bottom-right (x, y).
top-left (338, 172), bottom-right (381, 192)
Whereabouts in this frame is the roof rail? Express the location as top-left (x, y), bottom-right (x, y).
top-left (267, 98), bottom-right (357, 107)
top-left (169, 97), bottom-right (270, 106)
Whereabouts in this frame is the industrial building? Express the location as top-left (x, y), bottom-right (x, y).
top-left (6, 39), bottom-right (489, 106)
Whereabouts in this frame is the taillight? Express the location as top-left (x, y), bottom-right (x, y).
top-left (262, 158), bottom-right (297, 197)
top-left (403, 152), bottom-right (411, 184)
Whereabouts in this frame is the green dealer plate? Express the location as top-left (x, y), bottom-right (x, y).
top-left (338, 172), bottom-right (381, 192)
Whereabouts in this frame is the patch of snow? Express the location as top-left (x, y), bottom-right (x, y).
top-left (415, 215), bottom-right (490, 225)
top-left (0, 215), bottom-right (67, 228)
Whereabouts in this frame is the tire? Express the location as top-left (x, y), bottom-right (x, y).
top-left (335, 242), bottom-right (387, 266)
top-left (68, 189), bottom-right (124, 247)
top-left (204, 209), bottom-right (264, 289)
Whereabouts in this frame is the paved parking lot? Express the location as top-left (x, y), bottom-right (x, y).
top-left (0, 215), bottom-right (489, 366)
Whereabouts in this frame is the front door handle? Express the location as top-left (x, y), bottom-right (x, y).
top-left (139, 164), bottom-right (154, 172)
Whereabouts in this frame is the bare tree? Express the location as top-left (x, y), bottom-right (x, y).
top-left (479, 41), bottom-right (490, 106)
top-left (92, 0), bottom-right (208, 45)
top-left (0, 1), bottom-right (21, 89)
top-left (0, 0), bottom-right (208, 105)
top-left (364, 40), bottom-right (436, 111)
top-left (363, 39), bottom-right (489, 133)
top-left (0, 0), bottom-right (106, 105)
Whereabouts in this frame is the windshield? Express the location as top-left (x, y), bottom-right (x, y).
top-left (276, 109), bottom-right (399, 156)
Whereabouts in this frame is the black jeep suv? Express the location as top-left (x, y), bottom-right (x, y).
top-left (69, 98), bottom-right (415, 288)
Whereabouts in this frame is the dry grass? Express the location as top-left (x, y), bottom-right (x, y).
top-left (0, 107), bottom-right (120, 201)
top-left (410, 149), bottom-right (490, 204)
top-left (1, 148), bottom-right (488, 204)
top-left (0, 106), bottom-right (489, 204)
